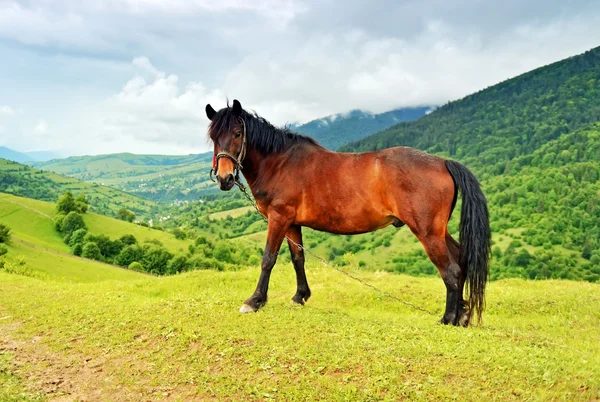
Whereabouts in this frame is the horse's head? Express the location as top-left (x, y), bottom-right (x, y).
top-left (206, 99), bottom-right (247, 191)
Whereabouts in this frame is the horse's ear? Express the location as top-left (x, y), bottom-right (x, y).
top-left (205, 104), bottom-right (217, 121)
top-left (232, 99), bottom-right (242, 116)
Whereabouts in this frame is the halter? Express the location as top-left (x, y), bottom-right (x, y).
top-left (209, 117), bottom-right (247, 190)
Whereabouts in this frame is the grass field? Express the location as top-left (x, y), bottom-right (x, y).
top-left (0, 193), bottom-right (192, 280)
top-left (0, 265), bottom-right (599, 401)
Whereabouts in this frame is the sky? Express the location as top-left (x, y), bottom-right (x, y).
top-left (0, 0), bottom-right (599, 156)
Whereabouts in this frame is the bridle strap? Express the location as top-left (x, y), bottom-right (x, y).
top-left (209, 117), bottom-right (247, 190)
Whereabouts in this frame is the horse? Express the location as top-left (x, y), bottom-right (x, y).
top-left (205, 99), bottom-right (490, 326)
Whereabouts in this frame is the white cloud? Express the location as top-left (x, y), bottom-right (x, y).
top-left (0, 106), bottom-right (15, 116)
top-left (35, 120), bottom-right (48, 135)
top-left (1, 1), bottom-right (600, 156)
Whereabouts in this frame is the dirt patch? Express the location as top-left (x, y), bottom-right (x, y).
top-left (0, 322), bottom-right (198, 401)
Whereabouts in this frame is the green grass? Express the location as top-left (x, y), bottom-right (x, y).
top-left (209, 206), bottom-right (255, 220)
top-left (2, 240), bottom-right (145, 283)
top-left (0, 266), bottom-right (598, 400)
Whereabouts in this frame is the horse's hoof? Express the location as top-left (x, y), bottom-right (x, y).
top-left (239, 304), bottom-right (257, 313)
top-left (291, 299), bottom-right (304, 306)
top-left (458, 310), bottom-right (471, 327)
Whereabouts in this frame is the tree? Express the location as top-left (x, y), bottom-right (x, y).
top-left (120, 234), bottom-right (138, 246)
top-left (60, 212), bottom-right (86, 242)
top-left (75, 194), bottom-right (89, 213)
top-left (0, 223), bottom-right (11, 244)
top-left (56, 191), bottom-right (76, 214)
top-left (142, 245), bottom-right (173, 275)
top-left (82, 242), bottom-right (102, 260)
top-left (172, 228), bottom-right (187, 240)
top-left (117, 208), bottom-right (135, 222)
top-left (115, 245), bottom-right (144, 267)
top-left (68, 228), bottom-right (88, 248)
top-left (167, 255), bottom-right (190, 274)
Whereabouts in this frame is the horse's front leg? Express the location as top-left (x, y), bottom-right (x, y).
top-left (287, 225), bottom-right (311, 305)
top-left (239, 211), bottom-right (291, 313)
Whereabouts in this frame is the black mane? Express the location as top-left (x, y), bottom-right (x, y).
top-left (208, 104), bottom-right (321, 155)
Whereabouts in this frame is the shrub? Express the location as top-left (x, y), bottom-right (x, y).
top-left (120, 234), bottom-right (137, 246)
top-left (167, 255), bottom-right (190, 274)
top-left (117, 208), bottom-right (135, 222)
top-left (0, 223), bottom-right (11, 244)
top-left (128, 261), bottom-right (144, 272)
top-left (0, 244), bottom-right (8, 256)
top-left (142, 245), bottom-right (173, 275)
top-left (61, 212), bottom-right (86, 238)
top-left (68, 228), bottom-right (88, 248)
top-left (115, 245), bottom-right (144, 267)
top-left (82, 242), bottom-right (102, 260)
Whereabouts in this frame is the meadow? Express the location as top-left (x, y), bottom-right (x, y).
top-left (1, 264), bottom-right (599, 401)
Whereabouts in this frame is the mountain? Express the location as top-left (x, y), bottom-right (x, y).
top-left (293, 107), bottom-right (432, 150)
top-left (339, 46), bottom-right (600, 281)
top-left (25, 150), bottom-right (64, 162)
top-left (0, 158), bottom-right (156, 217)
top-left (340, 47), bottom-right (600, 170)
top-left (0, 146), bottom-right (33, 163)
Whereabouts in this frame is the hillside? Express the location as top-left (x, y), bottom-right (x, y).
top-left (293, 107), bottom-right (432, 150)
top-left (32, 152), bottom-right (217, 203)
top-left (337, 46), bottom-right (600, 277)
top-left (0, 193), bottom-right (201, 280)
top-left (340, 47), bottom-right (600, 168)
top-left (0, 158), bottom-right (156, 217)
top-left (1, 266), bottom-right (599, 400)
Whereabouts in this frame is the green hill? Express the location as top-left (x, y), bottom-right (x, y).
top-left (31, 152), bottom-right (217, 203)
top-left (0, 158), bottom-right (157, 217)
top-left (0, 193), bottom-right (195, 280)
top-left (293, 107), bottom-right (432, 150)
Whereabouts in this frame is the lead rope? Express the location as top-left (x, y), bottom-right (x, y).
top-left (237, 185), bottom-right (437, 316)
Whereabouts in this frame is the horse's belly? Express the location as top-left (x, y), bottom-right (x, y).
top-left (296, 208), bottom-right (395, 235)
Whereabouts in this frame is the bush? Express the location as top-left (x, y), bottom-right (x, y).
top-left (128, 261), bottom-right (144, 272)
top-left (72, 243), bottom-right (83, 256)
top-left (82, 242), bottom-right (102, 260)
top-left (61, 212), bottom-right (86, 238)
top-left (142, 245), bottom-right (173, 275)
top-left (120, 234), bottom-right (138, 246)
top-left (117, 208), bottom-right (135, 222)
top-left (0, 223), bottom-right (11, 244)
top-left (0, 244), bottom-right (7, 256)
top-left (115, 245), bottom-right (144, 267)
top-left (68, 228), bottom-right (88, 248)
top-left (167, 255), bottom-right (190, 274)
top-left (172, 228), bottom-right (187, 240)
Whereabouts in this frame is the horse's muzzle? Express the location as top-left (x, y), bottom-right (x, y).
top-left (217, 173), bottom-right (235, 191)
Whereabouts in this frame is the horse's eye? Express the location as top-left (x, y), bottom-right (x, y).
top-left (235, 132), bottom-right (242, 138)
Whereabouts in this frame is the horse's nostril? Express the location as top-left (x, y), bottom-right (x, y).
top-left (227, 174), bottom-right (234, 184)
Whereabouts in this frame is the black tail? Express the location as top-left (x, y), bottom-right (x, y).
top-left (444, 160), bottom-right (491, 324)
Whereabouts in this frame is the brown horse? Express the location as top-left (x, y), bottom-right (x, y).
top-left (206, 100), bottom-right (490, 326)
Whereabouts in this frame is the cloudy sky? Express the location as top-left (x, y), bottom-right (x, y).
top-left (0, 0), bottom-right (599, 156)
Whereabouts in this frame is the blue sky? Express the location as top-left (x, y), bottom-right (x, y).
top-left (0, 0), bottom-right (599, 156)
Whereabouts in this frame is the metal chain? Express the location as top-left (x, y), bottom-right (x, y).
top-left (237, 185), bottom-right (437, 316)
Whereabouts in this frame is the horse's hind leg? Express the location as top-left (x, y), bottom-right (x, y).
top-left (446, 232), bottom-right (469, 326)
top-left (287, 225), bottom-right (311, 305)
top-left (415, 229), bottom-right (462, 325)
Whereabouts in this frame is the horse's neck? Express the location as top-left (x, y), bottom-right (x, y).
top-left (240, 147), bottom-right (267, 190)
